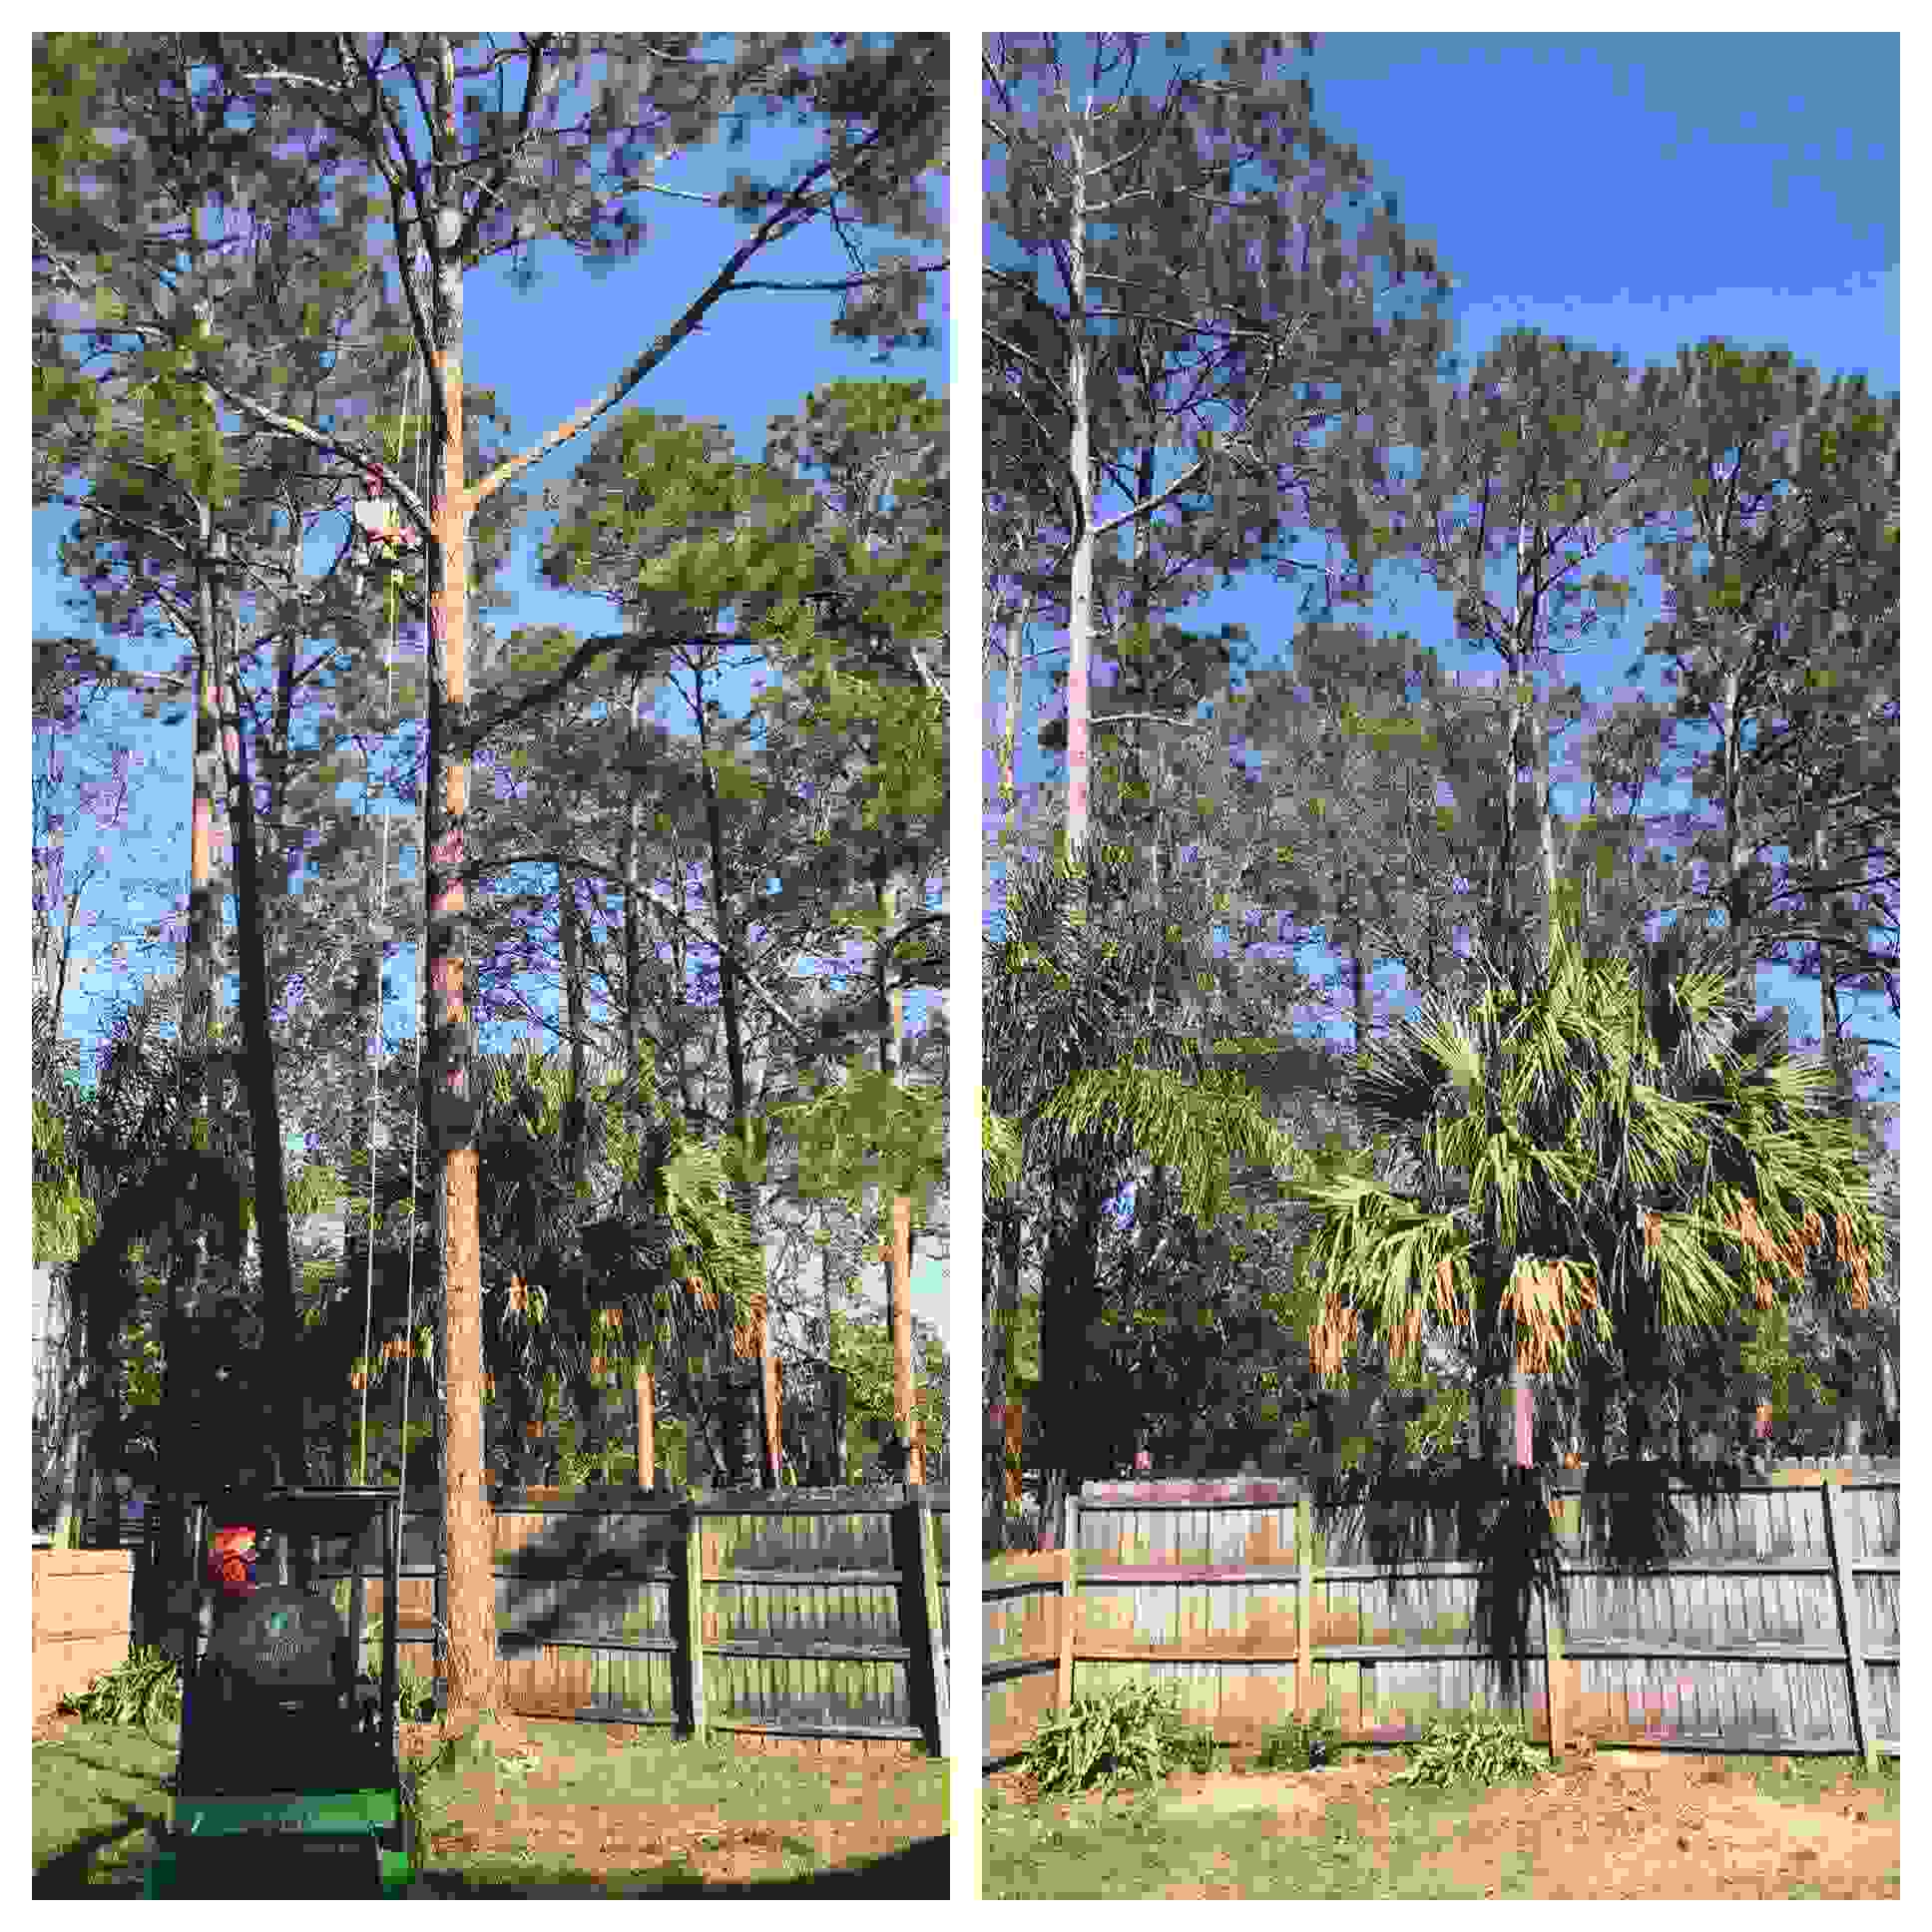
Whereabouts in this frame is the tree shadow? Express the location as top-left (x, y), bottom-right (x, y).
top-left (31, 1808), bottom-right (155, 1897)
top-left (1305, 1452), bottom-right (1748, 1707)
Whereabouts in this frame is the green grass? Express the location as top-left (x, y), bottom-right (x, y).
top-left (981, 1740), bottom-right (1900, 1899)
top-left (35, 1717), bottom-right (948, 1897)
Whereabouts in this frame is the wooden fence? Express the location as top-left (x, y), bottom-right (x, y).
top-left (166, 1482), bottom-right (949, 1759)
top-left (984, 1461), bottom-right (1898, 1773)
top-left (33, 1547), bottom-right (133, 1717)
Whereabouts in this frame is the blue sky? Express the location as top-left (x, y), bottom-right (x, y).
top-left (988, 32), bottom-right (1900, 1152)
top-left (30, 42), bottom-right (951, 1341)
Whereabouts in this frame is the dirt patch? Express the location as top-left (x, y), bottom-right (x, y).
top-left (32, 1707), bottom-right (87, 1747)
top-left (1127, 1750), bottom-right (1899, 1899)
top-left (1152, 1754), bottom-right (1410, 1830)
top-left (982, 1750), bottom-right (1407, 1848)
top-left (408, 1716), bottom-right (945, 1890)
top-left (1418, 1753), bottom-right (1899, 1900)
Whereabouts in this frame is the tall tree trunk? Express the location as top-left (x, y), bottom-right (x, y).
top-left (990, 593), bottom-right (1031, 1537)
top-left (418, 44), bottom-right (494, 1728)
top-left (559, 857), bottom-right (589, 1190)
top-left (159, 557), bottom-right (229, 1592)
top-left (619, 672), bottom-right (658, 1492)
top-left (873, 858), bottom-right (920, 1481)
top-left (985, 1191), bottom-right (1027, 1545)
top-left (1348, 898), bottom-right (1371, 1056)
top-left (212, 529), bottom-right (306, 1527)
top-left (1814, 822), bottom-right (1851, 1101)
top-left (697, 666), bottom-right (773, 1484)
top-left (621, 673), bottom-right (648, 1130)
top-left (1062, 105), bottom-right (1094, 861)
top-left (1038, 1173), bottom-right (1104, 1552)
top-left (1718, 663), bottom-right (1758, 1011)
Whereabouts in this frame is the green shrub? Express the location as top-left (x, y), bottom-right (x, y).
top-left (1021, 1682), bottom-right (1196, 1796)
top-left (1154, 1700), bottom-right (1221, 1775)
top-left (329, 1582), bottom-right (439, 1722)
top-left (1388, 1705), bottom-right (1548, 1788)
top-left (1253, 1709), bottom-right (1342, 1772)
top-left (354, 1619), bottom-right (438, 1722)
top-left (56, 1644), bottom-right (183, 1732)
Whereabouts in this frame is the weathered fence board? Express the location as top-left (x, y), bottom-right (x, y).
top-left (170, 1482), bottom-right (947, 1757)
top-left (983, 1463), bottom-right (1898, 1772)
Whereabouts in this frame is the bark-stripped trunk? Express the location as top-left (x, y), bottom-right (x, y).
top-left (417, 45), bottom-right (494, 1727)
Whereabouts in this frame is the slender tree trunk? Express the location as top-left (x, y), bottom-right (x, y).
top-left (1814, 823), bottom-right (1850, 1099)
top-left (1349, 901), bottom-right (1371, 1056)
top-left (1719, 664), bottom-right (1758, 1011)
top-left (559, 857), bottom-right (589, 1189)
top-left (618, 672), bottom-right (658, 1492)
top-left (696, 665), bottom-right (775, 1484)
top-left (1038, 1173), bottom-right (1104, 1551)
top-left (984, 1193), bottom-right (1026, 1545)
top-left (1503, 498), bottom-right (1555, 1472)
top-left (817, 1210), bottom-right (843, 1485)
top-left (873, 858), bottom-right (920, 1480)
top-left (635, 1345), bottom-right (657, 1491)
top-left (160, 556), bottom-right (229, 1596)
top-left (990, 594), bottom-right (1031, 1536)
top-left (1062, 105), bottom-right (1094, 860)
top-left (213, 530), bottom-right (306, 1524)
top-left (621, 673), bottom-right (648, 1128)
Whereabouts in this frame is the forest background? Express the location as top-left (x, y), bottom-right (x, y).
top-left (28, 34), bottom-right (952, 1565)
top-left (982, 32), bottom-right (1900, 1552)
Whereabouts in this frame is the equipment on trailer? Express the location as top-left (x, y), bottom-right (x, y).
top-left (144, 1487), bottom-right (418, 1899)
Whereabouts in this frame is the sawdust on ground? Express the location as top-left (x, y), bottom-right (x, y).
top-left (986, 1746), bottom-right (1900, 1900)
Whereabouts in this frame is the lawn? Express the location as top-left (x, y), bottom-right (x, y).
top-left (34, 1713), bottom-right (948, 1897)
top-left (982, 1740), bottom-right (1900, 1900)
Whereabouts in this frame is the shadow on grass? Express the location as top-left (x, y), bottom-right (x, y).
top-left (31, 1812), bottom-right (154, 1899)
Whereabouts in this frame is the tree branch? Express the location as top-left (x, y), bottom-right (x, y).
top-left (461, 145), bottom-right (853, 511)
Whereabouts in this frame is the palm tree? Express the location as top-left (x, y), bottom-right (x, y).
top-left (985, 839), bottom-right (1303, 1549)
top-left (1293, 909), bottom-right (1885, 1443)
top-left (1277, 907), bottom-right (1888, 1697)
top-left (42, 979), bottom-right (265, 1537)
top-left (349, 1041), bottom-right (767, 1498)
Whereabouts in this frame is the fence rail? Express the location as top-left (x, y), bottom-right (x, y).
top-left (983, 1463), bottom-right (1898, 1774)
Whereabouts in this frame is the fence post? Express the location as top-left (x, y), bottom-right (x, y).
top-left (674, 1497), bottom-right (709, 1744)
top-left (1544, 1601), bottom-right (1567, 1759)
top-left (1056, 1496), bottom-right (1080, 1714)
top-left (1818, 1477), bottom-right (1877, 1773)
top-left (893, 1489), bottom-right (950, 1759)
top-left (1295, 1492), bottom-right (1312, 1724)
